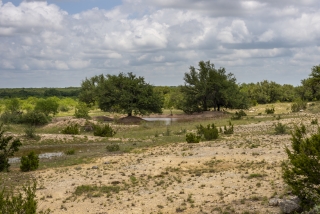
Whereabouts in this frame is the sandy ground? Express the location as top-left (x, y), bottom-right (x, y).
top-left (31, 114), bottom-right (316, 214)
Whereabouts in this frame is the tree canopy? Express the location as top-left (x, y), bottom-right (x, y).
top-left (79, 72), bottom-right (163, 116)
top-left (179, 60), bottom-right (249, 113)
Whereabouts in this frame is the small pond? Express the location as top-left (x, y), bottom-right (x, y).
top-left (9, 152), bottom-right (64, 164)
top-left (142, 117), bottom-right (178, 125)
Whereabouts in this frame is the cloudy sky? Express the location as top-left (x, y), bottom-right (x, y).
top-left (0, 0), bottom-right (319, 88)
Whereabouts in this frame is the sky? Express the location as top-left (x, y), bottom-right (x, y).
top-left (0, 0), bottom-right (319, 88)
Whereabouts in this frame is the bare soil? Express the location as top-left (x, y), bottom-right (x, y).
top-left (3, 111), bottom-right (317, 214)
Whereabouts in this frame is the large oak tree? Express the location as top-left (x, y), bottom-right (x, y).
top-left (180, 60), bottom-right (248, 113)
top-left (79, 72), bottom-right (163, 116)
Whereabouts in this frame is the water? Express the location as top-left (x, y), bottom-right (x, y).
top-left (143, 117), bottom-right (178, 125)
top-left (9, 152), bottom-right (64, 163)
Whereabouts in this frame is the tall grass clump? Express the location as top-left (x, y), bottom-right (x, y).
top-left (197, 123), bottom-right (219, 140)
top-left (61, 124), bottom-right (80, 135)
top-left (93, 124), bottom-right (116, 137)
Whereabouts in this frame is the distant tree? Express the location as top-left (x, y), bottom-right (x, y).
top-left (44, 88), bottom-right (61, 97)
top-left (298, 65), bottom-right (320, 101)
top-left (5, 98), bottom-right (21, 114)
top-left (0, 123), bottom-right (22, 172)
top-left (179, 60), bottom-right (248, 113)
top-left (79, 72), bottom-right (163, 116)
top-left (34, 97), bottom-right (59, 116)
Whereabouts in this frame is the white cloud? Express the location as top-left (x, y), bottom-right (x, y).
top-left (0, 0), bottom-right (320, 87)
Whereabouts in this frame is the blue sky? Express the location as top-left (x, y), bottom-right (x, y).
top-left (2, 0), bottom-right (123, 14)
top-left (0, 0), bottom-right (320, 88)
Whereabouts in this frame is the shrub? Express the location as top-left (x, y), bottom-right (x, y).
top-left (274, 122), bottom-right (287, 135)
top-left (0, 123), bottom-right (22, 172)
top-left (21, 110), bottom-right (50, 125)
top-left (61, 124), bottom-right (80, 135)
top-left (65, 149), bottom-right (75, 155)
top-left (59, 105), bottom-right (70, 112)
top-left (74, 102), bottom-right (90, 119)
top-left (0, 111), bottom-right (22, 124)
top-left (282, 125), bottom-right (320, 210)
top-left (94, 124), bottom-right (116, 137)
top-left (106, 144), bottom-right (120, 152)
top-left (34, 97), bottom-right (59, 116)
top-left (231, 110), bottom-right (247, 120)
top-left (0, 181), bottom-right (40, 214)
top-left (265, 107), bottom-right (275, 114)
top-left (311, 118), bottom-right (318, 125)
top-left (223, 121), bottom-right (234, 135)
top-left (186, 133), bottom-right (200, 143)
top-left (291, 99), bottom-right (307, 112)
top-left (197, 123), bottom-right (219, 140)
top-left (24, 126), bottom-right (38, 139)
top-left (20, 151), bottom-right (39, 172)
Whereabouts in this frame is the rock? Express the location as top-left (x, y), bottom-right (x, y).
top-left (279, 196), bottom-right (300, 213)
top-left (91, 166), bottom-right (99, 169)
top-left (269, 198), bottom-right (282, 206)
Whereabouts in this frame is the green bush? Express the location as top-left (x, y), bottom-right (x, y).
top-left (197, 123), bottom-right (219, 140)
top-left (231, 110), bottom-right (247, 120)
top-left (291, 99), bottom-right (307, 112)
top-left (282, 125), bottom-right (320, 210)
top-left (265, 107), bottom-right (275, 114)
top-left (21, 111), bottom-right (50, 125)
top-left (65, 149), bottom-right (75, 155)
top-left (34, 97), bottom-right (59, 116)
top-left (223, 121), bottom-right (234, 134)
top-left (311, 118), bottom-right (318, 125)
top-left (94, 124), bottom-right (116, 137)
top-left (61, 124), bottom-right (80, 135)
top-left (274, 122), bottom-right (287, 135)
top-left (24, 126), bottom-right (38, 139)
top-left (186, 133), bottom-right (200, 143)
top-left (106, 144), bottom-right (120, 152)
top-left (0, 181), bottom-right (39, 214)
top-left (0, 123), bottom-right (22, 172)
top-left (0, 111), bottom-right (22, 124)
top-left (74, 102), bottom-right (90, 119)
top-left (20, 151), bottom-right (39, 172)
top-left (59, 105), bottom-right (70, 112)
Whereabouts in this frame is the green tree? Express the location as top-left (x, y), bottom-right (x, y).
top-left (180, 60), bottom-right (248, 113)
top-left (79, 72), bottom-right (163, 116)
top-left (282, 124), bottom-right (320, 210)
top-left (34, 97), bottom-right (59, 116)
top-left (5, 98), bottom-right (21, 114)
top-left (298, 65), bottom-right (320, 101)
top-left (20, 151), bottom-right (39, 172)
top-left (0, 123), bottom-right (22, 172)
top-left (74, 102), bottom-right (90, 119)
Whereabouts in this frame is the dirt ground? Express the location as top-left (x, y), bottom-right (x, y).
top-left (3, 111), bottom-right (316, 214)
top-left (29, 112), bottom-right (317, 214)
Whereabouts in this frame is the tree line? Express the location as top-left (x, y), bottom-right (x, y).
top-left (0, 87), bottom-right (80, 99)
top-left (1, 61), bottom-right (319, 116)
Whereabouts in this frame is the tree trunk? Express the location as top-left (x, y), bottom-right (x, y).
top-left (128, 112), bottom-right (132, 117)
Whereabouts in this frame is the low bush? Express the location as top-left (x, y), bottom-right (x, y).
top-left (74, 102), bottom-right (90, 119)
top-left (0, 181), bottom-right (39, 214)
top-left (61, 124), bottom-right (80, 135)
top-left (94, 124), bottom-right (116, 137)
top-left (197, 123), bottom-right (219, 140)
top-left (311, 118), bottom-right (318, 125)
top-left (231, 110), bottom-right (247, 120)
top-left (22, 111), bottom-right (50, 125)
top-left (265, 107), bottom-right (275, 114)
top-left (291, 99), bottom-right (307, 112)
top-left (24, 126), bottom-right (40, 140)
top-left (274, 122), bottom-right (287, 135)
top-left (186, 133), bottom-right (200, 143)
top-left (20, 151), bottom-right (39, 172)
top-left (223, 121), bottom-right (234, 134)
top-left (65, 149), bottom-right (75, 155)
top-left (106, 144), bottom-right (120, 152)
top-left (0, 111), bottom-right (22, 124)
